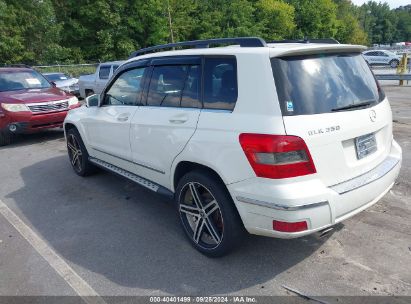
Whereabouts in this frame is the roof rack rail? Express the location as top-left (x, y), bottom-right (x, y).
top-left (268, 38), bottom-right (340, 44)
top-left (129, 37), bottom-right (267, 58)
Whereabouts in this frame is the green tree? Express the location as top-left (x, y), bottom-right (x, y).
top-left (196, 0), bottom-right (260, 39)
top-left (1, 0), bottom-right (64, 64)
top-left (394, 5), bottom-right (411, 42)
top-left (333, 0), bottom-right (368, 44)
top-left (358, 1), bottom-right (398, 44)
top-left (254, 0), bottom-right (295, 40)
top-left (165, 0), bottom-right (198, 42)
top-left (287, 0), bottom-right (338, 39)
top-left (0, 1), bottom-right (25, 64)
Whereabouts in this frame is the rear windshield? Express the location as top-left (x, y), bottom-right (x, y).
top-left (0, 70), bottom-right (51, 92)
top-left (271, 53), bottom-right (385, 115)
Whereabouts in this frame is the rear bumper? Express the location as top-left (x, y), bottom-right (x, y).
top-left (0, 104), bottom-right (80, 133)
top-left (227, 139), bottom-right (402, 238)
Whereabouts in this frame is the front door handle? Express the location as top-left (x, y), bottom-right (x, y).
top-left (117, 114), bottom-right (130, 122)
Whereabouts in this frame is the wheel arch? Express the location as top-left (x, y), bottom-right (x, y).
top-left (173, 161), bottom-right (227, 193)
top-left (64, 122), bottom-right (77, 133)
top-left (63, 121), bottom-right (91, 155)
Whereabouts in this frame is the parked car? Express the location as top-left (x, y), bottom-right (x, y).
top-left (0, 67), bottom-right (80, 146)
top-left (43, 72), bottom-right (79, 97)
top-left (64, 37), bottom-right (402, 257)
top-left (362, 49), bottom-right (403, 67)
top-left (78, 61), bottom-right (124, 99)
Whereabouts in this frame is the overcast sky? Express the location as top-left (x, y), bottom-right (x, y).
top-left (351, 0), bottom-right (410, 9)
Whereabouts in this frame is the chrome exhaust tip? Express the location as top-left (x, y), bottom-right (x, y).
top-left (318, 227), bottom-right (334, 238)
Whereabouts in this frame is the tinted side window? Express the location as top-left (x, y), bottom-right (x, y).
top-left (181, 65), bottom-right (201, 108)
top-left (103, 67), bottom-right (146, 106)
top-left (147, 65), bottom-right (188, 107)
top-left (203, 57), bottom-right (238, 111)
top-left (99, 66), bottom-right (111, 79)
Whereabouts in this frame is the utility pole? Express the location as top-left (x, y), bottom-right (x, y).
top-left (167, 0), bottom-right (175, 43)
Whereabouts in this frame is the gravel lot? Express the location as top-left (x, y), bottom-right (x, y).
top-left (0, 85), bottom-right (410, 302)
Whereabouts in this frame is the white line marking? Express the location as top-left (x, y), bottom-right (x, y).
top-left (0, 199), bottom-right (107, 304)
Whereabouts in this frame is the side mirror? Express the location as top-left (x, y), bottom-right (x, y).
top-left (85, 94), bottom-right (100, 107)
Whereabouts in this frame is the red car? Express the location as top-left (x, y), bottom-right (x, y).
top-left (0, 67), bottom-right (81, 146)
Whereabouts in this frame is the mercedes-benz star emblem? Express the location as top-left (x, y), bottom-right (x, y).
top-left (369, 110), bottom-right (377, 122)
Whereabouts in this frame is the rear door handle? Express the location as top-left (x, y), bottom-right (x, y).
top-left (169, 114), bottom-right (188, 124)
top-left (169, 119), bottom-right (188, 124)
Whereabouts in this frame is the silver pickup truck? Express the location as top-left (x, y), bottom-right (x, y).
top-left (78, 61), bottom-right (124, 99)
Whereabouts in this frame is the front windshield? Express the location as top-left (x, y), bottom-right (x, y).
top-left (0, 70), bottom-right (52, 92)
top-left (44, 73), bottom-right (69, 82)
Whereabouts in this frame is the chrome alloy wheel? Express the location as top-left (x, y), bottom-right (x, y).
top-left (179, 182), bottom-right (224, 249)
top-left (67, 134), bottom-right (83, 173)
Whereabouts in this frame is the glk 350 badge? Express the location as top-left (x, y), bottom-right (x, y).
top-left (308, 125), bottom-right (341, 136)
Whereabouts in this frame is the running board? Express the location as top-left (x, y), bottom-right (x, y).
top-left (89, 157), bottom-right (174, 199)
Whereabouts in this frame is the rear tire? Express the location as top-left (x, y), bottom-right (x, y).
top-left (390, 59), bottom-right (399, 68)
top-left (176, 171), bottom-right (245, 257)
top-left (0, 130), bottom-right (12, 146)
top-left (66, 128), bottom-right (96, 176)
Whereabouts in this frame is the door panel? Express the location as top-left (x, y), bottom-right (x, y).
top-left (85, 105), bottom-right (136, 162)
top-left (130, 107), bottom-right (200, 184)
top-left (130, 62), bottom-right (202, 187)
top-left (84, 66), bottom-right (147, 167)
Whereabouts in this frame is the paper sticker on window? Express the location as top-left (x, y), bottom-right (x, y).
top-left (26, 78), bottom-right (41, 85)
top-left (286, 101), bottom-right (294, 112)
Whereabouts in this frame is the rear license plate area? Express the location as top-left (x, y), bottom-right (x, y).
top-left (355, 132), bottom-right (377, 160)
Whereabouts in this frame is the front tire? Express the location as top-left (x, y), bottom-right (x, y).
top-left (66, 128), bottom-right (96, 176)
top-left (390, 59), bottom-right (399, 68)
top-left (176, 171), bottom-right (244, 257)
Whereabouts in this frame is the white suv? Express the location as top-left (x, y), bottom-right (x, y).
top-left (362, 49), bottom-right (402, 68)
top-left (64, 37), bottom-right (402, 257)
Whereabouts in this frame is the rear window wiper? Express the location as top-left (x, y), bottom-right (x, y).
top-left (331, 100), bottom-right (374, 112)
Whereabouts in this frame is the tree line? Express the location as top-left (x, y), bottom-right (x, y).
top-left (0, 0), bottom-right (410, 65)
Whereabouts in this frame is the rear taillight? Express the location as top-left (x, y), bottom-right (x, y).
top-left (273, 220), bottom-right (308, 232)
top-left (239, 134), bottom-right (316, 179)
